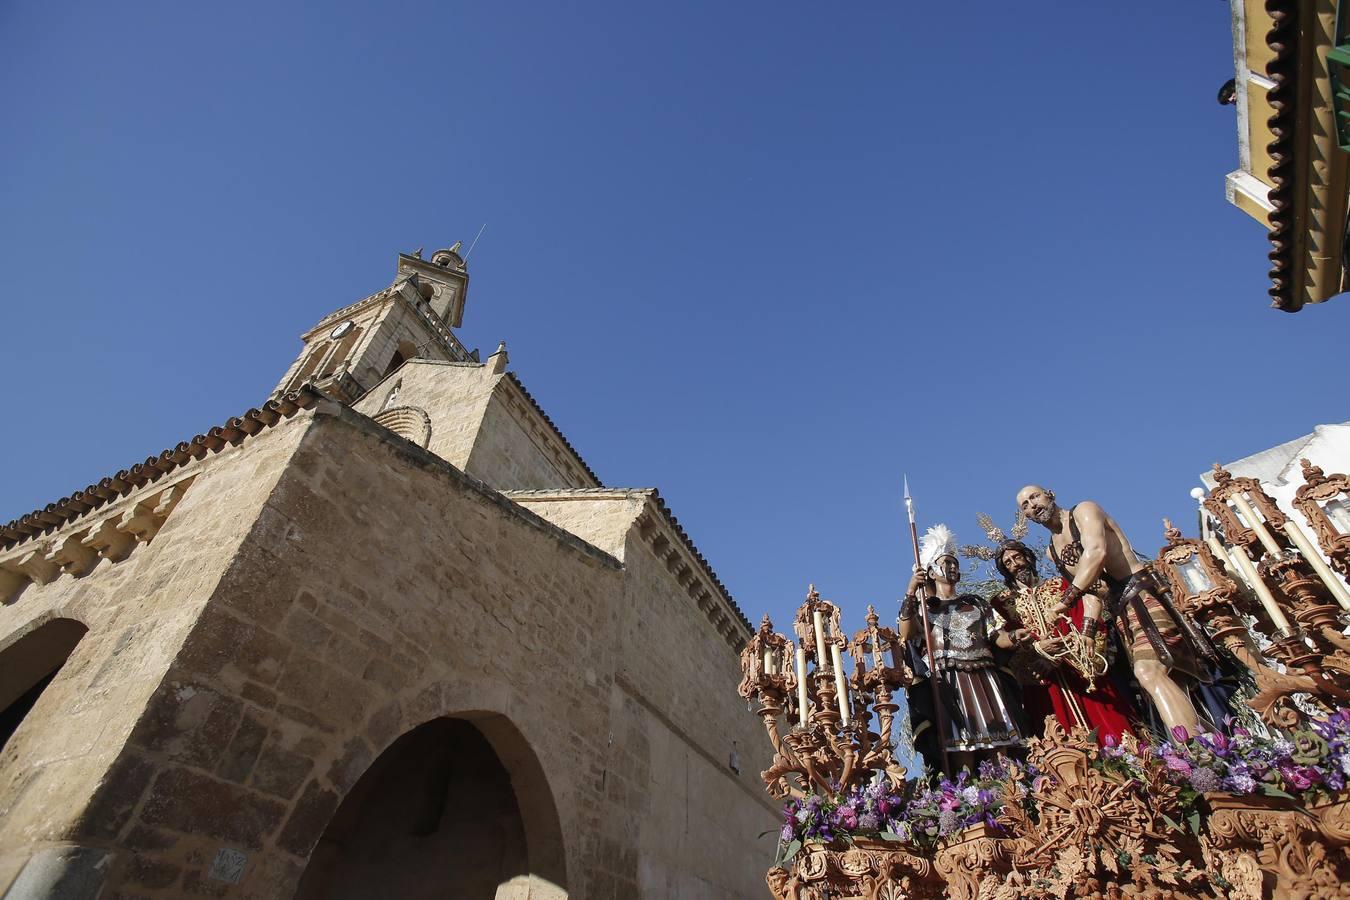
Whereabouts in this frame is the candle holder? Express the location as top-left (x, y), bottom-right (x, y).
top-left (1294, 458), bottom-right (1350, 579)
top-left (1155, 520), bottom-right (1332, 728)
top-left (736, 587), bottom-right (911, 800)
top-left (1263, 552), bottom-right (1350, 658)
top-left (1204, 464), bottom-right (1291, 560)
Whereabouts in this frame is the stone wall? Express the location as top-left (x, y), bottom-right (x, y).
top-left (0, 405), bottom-right (773, 898)
top-left (0, 413), bottom-right (309, 894)
top-left (351, 359), bottom-right (493, 472)
top-left (353, 359), bottom-right (599, 492)
top-left (510, 490), bottom-right (776, 896)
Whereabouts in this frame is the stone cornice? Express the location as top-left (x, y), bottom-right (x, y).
top-left (300, 280), bottom-right (470, 362)
top-left (496, 373), bottom-right (602, 489)
top-left (633, 490), bottom-right (751, 650)
top-left (504, 487), bottom-right (751, 650)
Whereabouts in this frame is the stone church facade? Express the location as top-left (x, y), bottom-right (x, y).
top-left (0, 247), bottom-right (774, 898)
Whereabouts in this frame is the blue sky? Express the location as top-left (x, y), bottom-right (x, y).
top-left (1, 1), bottom-right (1345, 635)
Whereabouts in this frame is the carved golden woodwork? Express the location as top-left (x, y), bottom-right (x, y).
top-left (738, 589), bottom-right (911, 801)
top-left (1203, 464), bottom-right (1290, 558)
top-left (1155, 521), bottom-right (1330, 727)
top-left (765, 841), bottom-right (937, 900)
top-left (1295, 457), bottom-right (1350, 578)
top-left (1202, 793), bottom-right (1350, 900)
top-left (746, 575), bottom-right (1350, 898)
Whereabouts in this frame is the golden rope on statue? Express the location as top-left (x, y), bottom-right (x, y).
top-left (1014, 579), bottom-right (1109, 692)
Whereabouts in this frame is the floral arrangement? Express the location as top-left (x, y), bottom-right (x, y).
top-left (1107, 709), bottom-right (1350, 819)
top-left (773, 709), bottom-right (1350, 862)
top-left (775, 757), bottom-right (1023, 860)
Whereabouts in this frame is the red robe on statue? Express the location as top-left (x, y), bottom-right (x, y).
top-left (996, 577), bottom-right (1137, 746)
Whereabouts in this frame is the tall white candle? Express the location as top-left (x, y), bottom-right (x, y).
top-left (1206, 537), bottom-right (1249, 588)
top-left (795, 647), bottom-right (809, 727)
top-left (761, 644), bottom-right (774, 675)
top-left (812, 610), bottom-right (828, 663)
top-left (1282, 520), bottom-right (1350, 612)
top-left (1229, 544), bottom-right (1293, 633)
top-left (830, 643), bottom-right (850, 727)
top-left (1232, 494), bottom-right (1284, 559)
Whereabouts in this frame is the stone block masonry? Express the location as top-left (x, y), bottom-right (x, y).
top-left (0, 403), bottom-right (774, 898)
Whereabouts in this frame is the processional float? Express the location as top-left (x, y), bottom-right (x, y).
top-left (737, 466), bottom-right (1350, 899)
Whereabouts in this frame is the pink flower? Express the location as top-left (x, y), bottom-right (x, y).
top-left (1171, 725), bottom-right (1191, 743)
top-left (1164, 755), bottom-right (1193, 776)
top-left (1280, 765), bottom-right (1315, 791)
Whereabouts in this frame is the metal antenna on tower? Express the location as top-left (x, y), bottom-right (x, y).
top-left (465, 223), bottom-right (488, 260)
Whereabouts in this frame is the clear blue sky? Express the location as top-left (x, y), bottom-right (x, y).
top-left (1, 1), bottom-right (1345, 636)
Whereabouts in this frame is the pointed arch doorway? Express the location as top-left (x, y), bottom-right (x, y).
top-left (296, 714), bottom-right (567, 899)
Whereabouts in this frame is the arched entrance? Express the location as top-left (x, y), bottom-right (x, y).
top-left (296, 714), bottom-right (567, 899)
top-left (0, 617), bottom-right (88, 751)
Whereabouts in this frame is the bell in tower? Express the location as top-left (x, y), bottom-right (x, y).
top-left (400, 242), bottom-right (470, 328)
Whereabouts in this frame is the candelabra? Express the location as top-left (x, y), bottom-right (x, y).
top-left (1155, 519), bottom-right (1337, 726)
top-left (1294, 458), bottom-right (1350, 581)
top-left (1202, 465), bottom-right (1350, 677)
top-left (737, 587), bottom-right (910, 801)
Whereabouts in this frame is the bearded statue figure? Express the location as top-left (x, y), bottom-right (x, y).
top-left (989, 538), bottom-right (1138, 744)
top-left (1016, 485), bottom-right (1220, 737)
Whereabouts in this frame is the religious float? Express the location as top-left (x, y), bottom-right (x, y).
top-left (737, 462), bottom-right (1350, 898)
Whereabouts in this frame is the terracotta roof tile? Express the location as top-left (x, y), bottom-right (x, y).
top-left (1262, 0), bottom-right (1303, 311)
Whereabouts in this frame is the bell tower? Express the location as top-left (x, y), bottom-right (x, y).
top-left (272, 245), bottom-right (475, 404)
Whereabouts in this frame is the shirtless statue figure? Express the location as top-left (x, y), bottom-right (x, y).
top-left (1016, 485), bottom-right (1215, 738)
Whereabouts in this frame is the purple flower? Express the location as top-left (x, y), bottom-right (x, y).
top-left (1171, 725), bottom-right (1191, 743)
top-left (835, 806), bottom-right (858, 831)
top-left (1199, 732), bottom-right (1229, 755)
top-left (780, 824), bottom-right (794, 842)
top-left (1280, 765), bottom-right (1315, 791)
top-left (858, 812), bottom-right (880, 832)
top-left (937, 809), bottom-right (960, 835)
top-left (1189, 767), bottom-right (1221, 793)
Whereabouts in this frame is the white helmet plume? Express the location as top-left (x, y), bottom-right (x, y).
top-left (919, 524), bottom-right (958, 573)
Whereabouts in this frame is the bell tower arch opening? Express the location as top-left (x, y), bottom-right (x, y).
top-left (0, 617), bottom-right (88, 751)
top-left (296, 713), bottom-right (567, 900)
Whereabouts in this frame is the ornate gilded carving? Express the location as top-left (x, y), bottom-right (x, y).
top-left (1204, 463), bottom-right (1289, 557)
top-left (739, 590), bottom-right (911, 801)
top-left (743, 574), bottom-right (1350, 898)
top-left (1294, 457), bottom-right (1350, 578)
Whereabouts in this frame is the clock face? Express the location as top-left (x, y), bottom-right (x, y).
top-left (330, 320), bottom-right (354, 340)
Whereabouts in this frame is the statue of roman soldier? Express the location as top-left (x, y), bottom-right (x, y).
top-left (899, 524), bottom-right (1026, 772)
